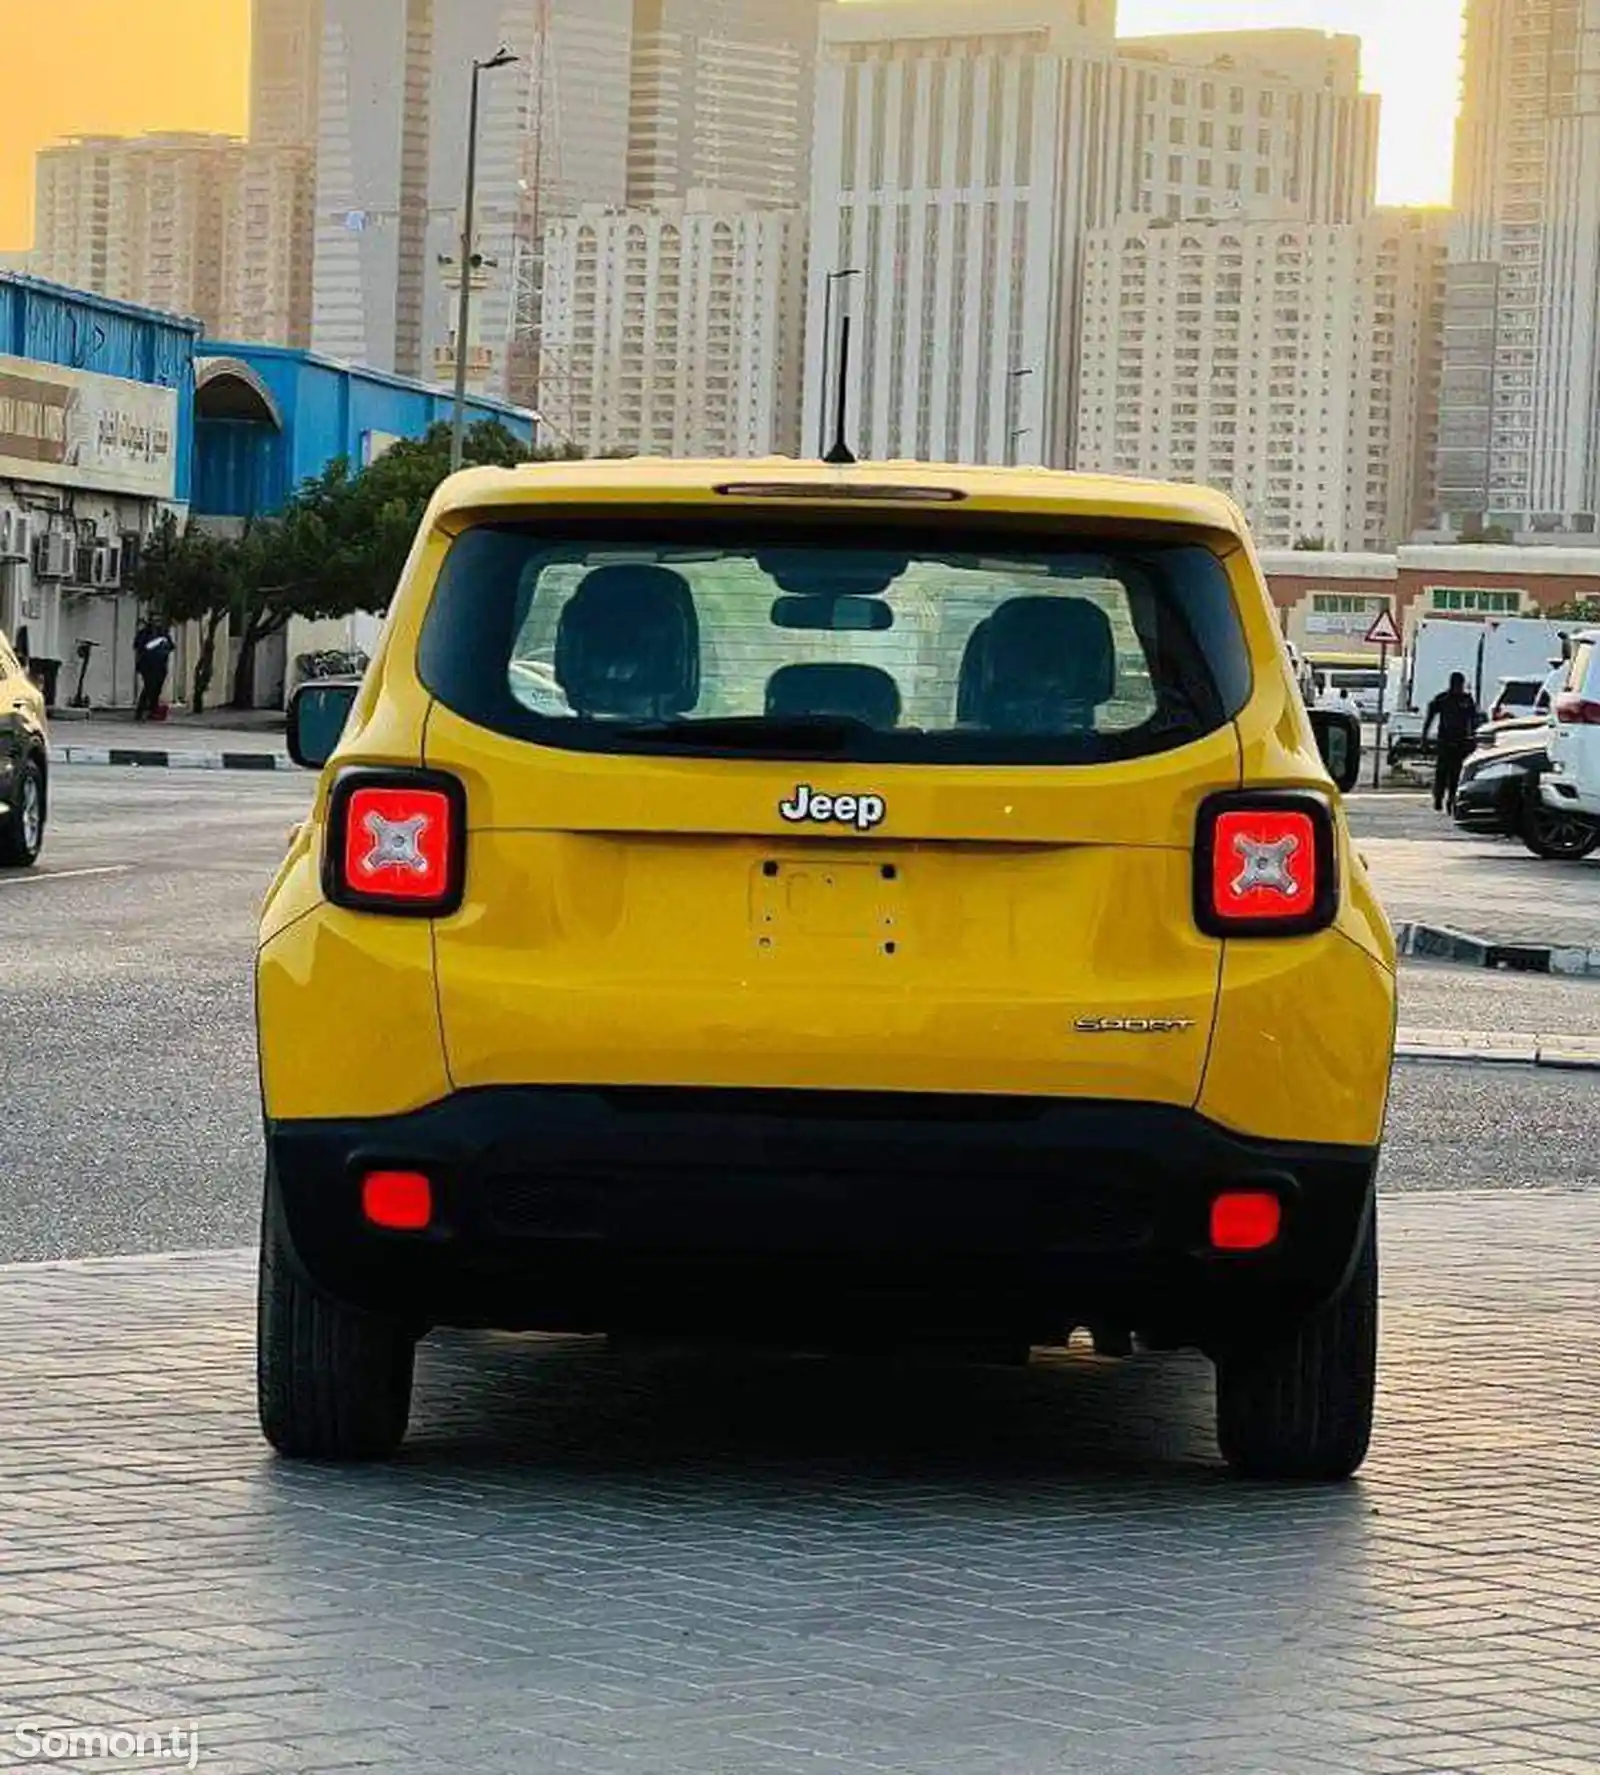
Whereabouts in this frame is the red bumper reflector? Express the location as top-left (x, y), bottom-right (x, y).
top-left (1210, 1190), bottom-right (1281, 1252)
top-left (362, 1170), bottom-right (432, 1231)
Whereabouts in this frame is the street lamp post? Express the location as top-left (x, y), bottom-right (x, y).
top-left (818, 268), bottom-right (860, 460)
top-left (1006, 366), bottom-right (1034, 467)
top-left (450, 45), bottom-right (520, 475)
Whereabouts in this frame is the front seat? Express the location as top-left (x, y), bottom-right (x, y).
top-left (555, 564), bottom-right (700, 720)
top-left (958, 596), bottom-right (1116, 734)
top-left (765, 662), bottom-right (902, 730)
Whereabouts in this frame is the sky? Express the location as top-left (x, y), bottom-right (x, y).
top-left (0, 0), bottom-right (1462, 253)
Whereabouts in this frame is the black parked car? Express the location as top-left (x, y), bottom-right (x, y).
top-left (1454, 741), bottom-right (1547, 836)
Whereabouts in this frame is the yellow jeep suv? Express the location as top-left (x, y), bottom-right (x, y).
top-left (257, 461), bottom-right (1393, 1479)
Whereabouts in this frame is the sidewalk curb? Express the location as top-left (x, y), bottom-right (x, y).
top-left (1395, 1026), bottom-right (1600, 1071)
top-left (49, 745), bottom-right (293, 772)
top-left (1394, 920), bottom-right (1600, 979)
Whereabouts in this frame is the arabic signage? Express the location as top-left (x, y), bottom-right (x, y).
top-left (0, 353), bottom-right (179, 500)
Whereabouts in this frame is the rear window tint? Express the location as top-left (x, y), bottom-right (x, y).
top-left (418, 519), bottom-right (1251, 766)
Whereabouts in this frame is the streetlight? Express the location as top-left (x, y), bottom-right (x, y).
top-left (1006, 366), bottom-right (1034, 466)
top-left (450, 44), bottom-right (520, 474)
top-left (818, 267), bottom-right (860, 460)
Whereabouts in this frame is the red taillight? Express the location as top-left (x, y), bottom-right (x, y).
top-left (1210, 1190), bottom-right (1281, 1252)
top-left (1554, 692), bottom-right (1600, 726)
top-left (362, 1169), bottom-right (432, 1231)
top-left (1195, 793), bottom-right (1337, 938)
top-left (325, 770), bottom-right (465, 915)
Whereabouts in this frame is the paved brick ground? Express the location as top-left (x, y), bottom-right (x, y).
top-left (2, 1193), bottom-right (1599, 1773)
top-left (1346, 795), bottom-right (1600, 951)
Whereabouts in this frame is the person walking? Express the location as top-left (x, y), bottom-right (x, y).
top-left (1423, 670), bottom-right (1480, 815)
top-left (134, 618), bottom-right (175, 722)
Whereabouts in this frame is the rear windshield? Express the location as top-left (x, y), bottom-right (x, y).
top-left (417, 519), bottom-right (1251, 765)
top-left (1496, 680), bottom-right (1538, 706)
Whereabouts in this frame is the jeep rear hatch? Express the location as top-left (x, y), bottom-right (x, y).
top-left (417, 512), bottom-right (1251, 1104)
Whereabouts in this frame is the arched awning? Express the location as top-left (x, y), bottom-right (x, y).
top-left (195, 357), bottom-right (283, 428)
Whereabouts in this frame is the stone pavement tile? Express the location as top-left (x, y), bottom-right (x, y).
top-left (2, 1196), bottom-right (1600, 1771)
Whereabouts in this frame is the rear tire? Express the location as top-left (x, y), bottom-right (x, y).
top-left (1519, 795), bottom-right (1600, 860)
top-left (1215, 1216), bottom-right (1377, 1482)
top-left (257, 1180), bottom-right (415, 1461)
top-left (0, 755), bottom-right (44, 867)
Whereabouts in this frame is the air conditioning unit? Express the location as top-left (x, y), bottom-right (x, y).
top-left (34, 531), bottom-right (75, 579)
top-left (92, 541), bottom-right (123, 588)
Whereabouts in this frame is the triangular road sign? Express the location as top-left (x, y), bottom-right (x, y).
top-left (1364, 607), bottom-right (1403, 648)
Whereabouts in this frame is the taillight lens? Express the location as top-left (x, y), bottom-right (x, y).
top-left (1195, 792), bottom-right (1338, 938)
top-left (324, 769), bottom-right (466, 915)
top-left (1554, 692), bottom-right (1600, 726)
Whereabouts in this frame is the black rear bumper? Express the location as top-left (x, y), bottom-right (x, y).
top-left (266, 1088), bottom-right (1377, 1347)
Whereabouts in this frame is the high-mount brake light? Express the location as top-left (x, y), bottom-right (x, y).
top-left (1194, 792), bottom-right (1338, 939)
top-left (713, 481), bottom-right (966, 503)
top-left (324, 769), bottom-right (467, 916)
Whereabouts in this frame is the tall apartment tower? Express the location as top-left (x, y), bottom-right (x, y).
top-left (1438, 0), bottom-right (1600, 532)
top-left (34, 134), bottom-right (239, 332)
top-left (541, 195), bottom-right (806, 456)
top-left (251, 0), bottom-right (323, 145)
top-left (627, 0), bottom-right (820, 207)
top-left (1075, 210), bottom-right (1447, 550)
top-left (32, 138), bottom-right (117, 294)
top-left (806, 4), bottom-right (1377, 468)
top-left (311, 0), bottom-right (635, 399)
top-left (804, 0), bottom-right (1125, 469)
top-left (1116, 31), bottom-right (1378, 225)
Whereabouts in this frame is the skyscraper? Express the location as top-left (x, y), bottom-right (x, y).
top-left (310, 0), bottom-right (635, 399)
top-left (805, 3), bottom-right (1380, 469)
top-left (626, 0), bottom-right (820, 208)
top-left (1075, 210), bottom-right (1446, 550)
top-left (541, 194), bottom-right (806, 456)
top-left (1438, 0), bottom-right (1600, 533)
top-left (250, 0), bottom-right (323, 146)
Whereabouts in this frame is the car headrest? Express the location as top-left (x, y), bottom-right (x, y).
top-left (956, 617), bottom-right (993, 725)
top-left (555, 564), bottom-right (700, 719)
top-left (765, 662), bottom-right (902, 730)
top-left (960, 596), bottom-right (1116, 733)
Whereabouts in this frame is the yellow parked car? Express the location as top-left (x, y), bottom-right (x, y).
top-left (257, 460), bottom-right (1393, 1478)
top-left (0, 627), bottom-right (48, 867)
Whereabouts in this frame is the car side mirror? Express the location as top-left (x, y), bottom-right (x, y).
top-left (287, 680), bottom-right (359, 770)
top-left (1308, 708), bottom-right (1362, 794)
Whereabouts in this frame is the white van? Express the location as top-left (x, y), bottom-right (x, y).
top-left (1528, 631), bottom-right (1600, 858)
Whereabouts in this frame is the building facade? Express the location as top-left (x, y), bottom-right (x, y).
top-left (804, 2), bottom-right (1386, 470)
top-left (1438, 0), bottom-right (1600, 534)
top-left (1118, 31), bottom-right (1378, 226)
top-left (1262, 545), bottom-right (1600, 655)
top-left (626, 0), bottom-right (820, 208)
top-left (539, 195), bottom-right (805, 456)
top-left (0, 274), bottom-right (198, 710)
top-left (311, 0), bottom-right (637, 406)
top-left (33, 134), bottom-right (313, 348)
top-left (250, 0), bottom-right (324, 146)
top-left (1074, 210), bottom-right (1447, 550)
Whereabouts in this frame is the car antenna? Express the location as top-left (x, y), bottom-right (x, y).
top-left (824, 300), bottom-right (858, 466)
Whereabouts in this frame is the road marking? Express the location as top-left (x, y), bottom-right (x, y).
top-left (0, 864), bottom-right (132, 888)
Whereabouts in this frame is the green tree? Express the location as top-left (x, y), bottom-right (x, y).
top-left (1292, 535), bottom-right (1327, 552)
top-left (226, 421), bottom-right (576, 708)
